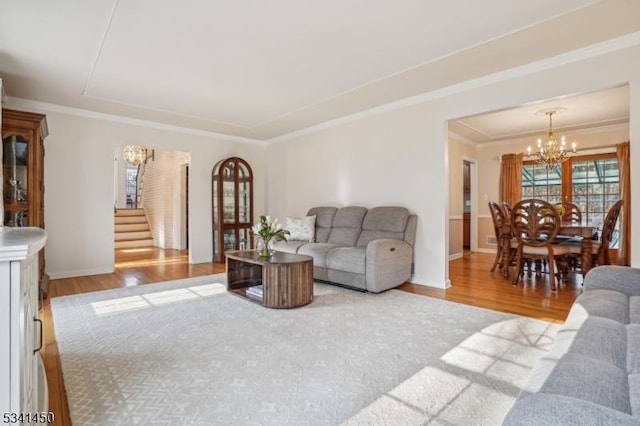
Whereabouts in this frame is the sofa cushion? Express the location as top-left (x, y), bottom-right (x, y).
top-left (273, 240), bottom-right (308, 254)
top-left (307, 207), bottom-right (338, 243)
top-left (631, 297), bottom-right (640, 324)
top-left (327, 206), bottom-right (367, 246)
top-left (627, 325), bottom-right (640, 374)
top-left (298, 243), bottom-right (342, 268)
top-left (572, 289), bottom-right (630, 324)
top-left (628, 374), bottom-right (640, 417)
top-left (503, 394), bottom-right (640, 426)
top-left (584, 266), bottom-right (640, 297)
top-left (326, 247), bottom-right (366, 275)
top-left (285, 215), bottom-right (316, 241)
top-left (550, 317), bottom-right (627, 371)
top-left (356, 206), bottom-right (409, 248)
top-left (537, 353), bottom-right (631, 414)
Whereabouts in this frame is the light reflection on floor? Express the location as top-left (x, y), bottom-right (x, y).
top-left (114, 247), bottom-right (191, 269)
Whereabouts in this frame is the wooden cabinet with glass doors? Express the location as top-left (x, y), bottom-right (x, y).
top-left (212, 157), bottom-right (253, 262)
top-left (2, 108), bottom-right (49, 287)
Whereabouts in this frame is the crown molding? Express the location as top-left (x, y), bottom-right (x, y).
top-left (4, 97), bottom-right (265, 145)
top-left (475, 122), bottom-right (630, 149)
top-left (267, 31), bottom-right (640, 145)
top-left (447, 131), bottom-right (478, 147)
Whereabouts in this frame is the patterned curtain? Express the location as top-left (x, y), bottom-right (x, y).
top-left (616, 141), bottom-right (631, 266)
top-left (500, 153), bottom-right (523, 208)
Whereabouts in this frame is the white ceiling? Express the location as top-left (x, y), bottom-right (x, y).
top-left (0, 0), bottom-right (638, 140)
top-left (450, 84), bottom-right (630, 144)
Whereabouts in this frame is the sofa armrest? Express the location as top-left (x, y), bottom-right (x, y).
top-left (583, 266), bottom-right (640, 296)
top-left (503, 394), bottom-right (639, 426)
top-left (365, 239), bottom-right (413, 293)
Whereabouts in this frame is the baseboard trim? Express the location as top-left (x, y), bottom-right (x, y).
top-left (407, 276), bottom-right (450, 289)
top-left (475, 248), bottom-right (497, 255)
top-left (47, 266), bottom-right (114, 280)
top-left (191, 257), bottom-right (215, 265)
top-left (449, 252), bottom-right (464, 261)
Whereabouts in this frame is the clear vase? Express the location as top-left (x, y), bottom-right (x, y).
top-left (256, 237), bottom-right (275, 258)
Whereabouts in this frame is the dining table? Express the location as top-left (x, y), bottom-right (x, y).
top-left (498, 221), bottom-right (594, 279)
top-left (557, 222), bottom-right (594, 276)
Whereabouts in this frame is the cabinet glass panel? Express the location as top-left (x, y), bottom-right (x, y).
top-left (238, 228), bottom-right (250, 250)
top-left (212, 178), bottom-right (219, 225)
top-left (3, 135), bottom-right (28, 203)
top-left (3, 135), bottom-right (29, 226)
top-left (223, 230), bottom-right (236, 251)
top-left (223, 186), bottom-right (235, 224)
top-left (238, 163), bottom-right (250, 224)
top-left (223, 164), bottom-right (235, 224)
top-left (4, 211), bottom-right (28, 227)
top-left (238, 189), bottom-right (249, 223)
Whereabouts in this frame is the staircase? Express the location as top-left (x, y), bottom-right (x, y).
top-left (114, 208), bottom-right (154, 249)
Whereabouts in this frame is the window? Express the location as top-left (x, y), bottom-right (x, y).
top-left (126, 167), bottom-right (138, 208)
top-left (571, 157), bottom-right (620, 230)
top-left (521, 154), bottom-right (620, 232)
top-left (521, 163), bottom-right (562, 204)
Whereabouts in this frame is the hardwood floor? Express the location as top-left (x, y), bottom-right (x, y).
top-left (399, 251), bottom-right (583, 324)
top-left (42, 250), bottom-right (581, 426)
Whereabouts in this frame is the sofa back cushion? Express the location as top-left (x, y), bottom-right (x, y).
top-left (307, 207), bottom-right (338, 243)
top-left (356, 206), bottom-right (409, 248)
top-left (327, 206), bottom-right (368, 246)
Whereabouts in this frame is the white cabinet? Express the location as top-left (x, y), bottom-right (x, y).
top-left (0, 227), bottom-right (47, 421)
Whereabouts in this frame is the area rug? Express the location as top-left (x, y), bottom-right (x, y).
top-left (51, 274), bottom-right (558, 426)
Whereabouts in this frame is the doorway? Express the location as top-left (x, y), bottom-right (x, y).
top-left (463, 160), bottom-right (471, 252)
top-left (461, 159), bottom-right (477, 255)
top-left (113, 146), bottom-right (191, 269)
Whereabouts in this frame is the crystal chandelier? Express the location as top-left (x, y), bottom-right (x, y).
top-left (526, 110), bottom-right (576, 170)
top-left (122, 145), bottom-right (147, 166)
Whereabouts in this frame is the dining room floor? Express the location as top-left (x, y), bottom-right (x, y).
top-left (399, 251), bottom-right (583, 324)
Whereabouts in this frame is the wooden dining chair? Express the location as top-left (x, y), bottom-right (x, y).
top-left (502, 201), bottom-right (512, 221)
top-left (488, 201), bottom-right (512, 273)
top-left (568, 199), bottom-right (623, 267)
top-left (511, 199), bottom-right (570, 291)
top-left (553, 202), bottom-right (582, 224)
top-left (553, 202), bottom-right (582, 269)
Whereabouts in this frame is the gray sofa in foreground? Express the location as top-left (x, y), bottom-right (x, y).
top-left (503, 266), bottom-right (640, 425)
top-left (274, 206), bottom-right (417, 293)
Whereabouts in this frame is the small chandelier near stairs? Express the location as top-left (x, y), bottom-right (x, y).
top-left (123, 145), bottom-right (152, 166)
top-left (526, 109), bottom-right (577, 170)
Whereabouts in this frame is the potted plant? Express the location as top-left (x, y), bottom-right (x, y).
top-left (251, 215), bottom-right (290, 257)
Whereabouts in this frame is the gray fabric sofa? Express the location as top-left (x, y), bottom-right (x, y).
top-left (503, 266), bottom-right (640, 425)
top-left (274, 206), bottom-right (417, 293)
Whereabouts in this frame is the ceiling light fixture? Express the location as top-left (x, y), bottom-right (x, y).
top-left (123, 145), bottom-right (152, 166)
top-left (526, 109), bottom-right (576, 170)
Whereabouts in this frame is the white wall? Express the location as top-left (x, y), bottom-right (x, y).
top-left (266, 44), bottom-right (640, 288)
top-left (267, 104), bottom-right (449, 287)
top-left (33, 110), bottom-right (266, 278)
top-left (140, 149), bottom-right (181, 249)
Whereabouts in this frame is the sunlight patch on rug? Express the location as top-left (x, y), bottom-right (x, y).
top-left (90, 282), bottom-right (227, 315)
top-left (343, 318), bottom-right (555, 425)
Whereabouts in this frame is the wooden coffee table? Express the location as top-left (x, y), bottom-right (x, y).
top-left (225, 250), bottom-right (313, 308)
